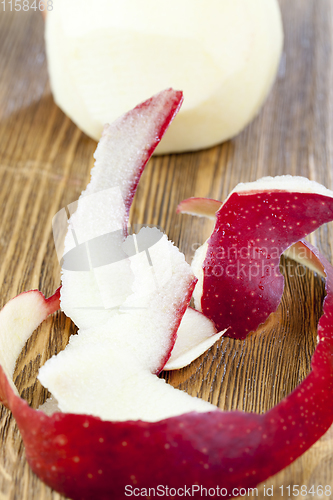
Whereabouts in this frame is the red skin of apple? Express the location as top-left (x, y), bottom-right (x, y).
top-left (191, 191), bottom-right (333, 339)
top-left (0, 242), bottom-right (332, 500)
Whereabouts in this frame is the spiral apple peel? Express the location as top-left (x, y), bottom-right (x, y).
top-left (0, 90), bottom-right (332, 499)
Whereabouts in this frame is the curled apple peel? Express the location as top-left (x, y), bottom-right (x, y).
top-left (0, 240), bottom-right (332, 499)
top-left (178, 177), bottom-right (333, 338)
top-left (45, 0), bottom-right (283, 154)
top-left (0, 90), bottom-right (332, 499)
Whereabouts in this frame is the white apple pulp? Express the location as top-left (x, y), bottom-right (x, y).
top-left (45, 0), bottom-right (283, 153)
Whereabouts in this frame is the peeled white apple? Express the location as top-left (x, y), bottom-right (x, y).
top-left (45, 0), bottom-right (283, 153)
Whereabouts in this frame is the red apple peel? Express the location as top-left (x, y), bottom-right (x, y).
top-left (0, 241), bottom-right (332, 499)
top-left (176, 197), bottom-right (222, 219)
top-left (179, 182), bottom-right (333, 339)
top-left (164, 307), bottom-right (223, 370)
top-left (0, 288), bottom-right (60, 405)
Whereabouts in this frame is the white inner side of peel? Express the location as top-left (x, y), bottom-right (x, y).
top-left (191, 175), bottom-right (333, 309)
top-left (38, 91), bottom-right (222, 422)
top-left (39, 229), bottom-right (217, 422)
top-left (230, 175), bottom-right (333, 199)
top-left (60, 90), bottom-right (181, 331)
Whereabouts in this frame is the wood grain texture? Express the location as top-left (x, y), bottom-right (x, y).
top-left (0, 1), bottom-right (332, 498)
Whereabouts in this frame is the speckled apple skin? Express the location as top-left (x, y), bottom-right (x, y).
top-left (0, 241), bottom-right (332, 500)
top-left (202, 191), bottom-right (333, 338)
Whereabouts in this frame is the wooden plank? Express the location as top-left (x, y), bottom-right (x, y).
top-left (0, 1), bottom-right (332, 498)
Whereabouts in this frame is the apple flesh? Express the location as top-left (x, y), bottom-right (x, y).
top-left (45, 0), bottom-right (283, 153)
top-left (178, 176), bottom-right (333, 338)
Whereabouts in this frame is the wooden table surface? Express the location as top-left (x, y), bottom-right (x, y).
top-left (0, 1), bottom-right (333, 499)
